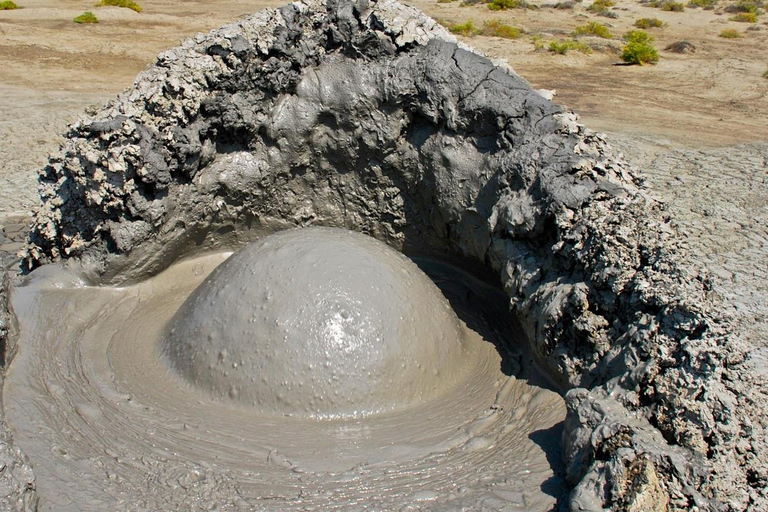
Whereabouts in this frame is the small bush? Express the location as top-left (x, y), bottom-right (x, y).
top-left (763, 68), bottom-right (768, 79)
top-left (553, 1), bottom-right (575, 7)
top-left (688, 0), bottom-right (717, 8)
top-left (482, 20), bottom-right (524, 38)
top-left (95, 0), bottom-right (142, 12)
top-left (648, 0), bottom-right (684, 8)
top-left (621, 30), bottom-right (660, 64)
top-left (448, 19), bottom-right (480, 35)
top-left (726, 0), bottom-right (762, 13)
top-left (719, 28), bottom-right (742, 36)
top-left (0, 1), bottom-right (18, 9)
top-left (634, 17), bottom-right (665, 28)
top-left (548, 39), bottom-right (593, 54)
top-left (531, 34), bottom-right (546, 49)
top-left (74, 11), bottom-right (98, 23)
top-left (573, 21), bottom-right (613, 37)
top-left (730, 11), bottom-right (758, 20)
top-left (488, 0), bottom-right (535, 9)
top-left (586, 0), bottom-right (615, 11)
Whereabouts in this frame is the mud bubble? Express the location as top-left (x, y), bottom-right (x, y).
top-left (163, 227), bottom-right (478, 417)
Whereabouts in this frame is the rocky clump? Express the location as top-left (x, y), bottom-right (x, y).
top-left (3, 0), bottom-right (764, 509)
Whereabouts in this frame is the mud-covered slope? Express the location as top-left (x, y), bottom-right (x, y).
top-left (7, 0), bottom-right (764, 509)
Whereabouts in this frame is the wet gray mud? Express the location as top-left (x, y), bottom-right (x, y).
top-left (5, 237), bottom-right (565, 510)
top-left (0, 0), bottom-right (765, 510)
top-left (162, 227), bottom-right (483, 417)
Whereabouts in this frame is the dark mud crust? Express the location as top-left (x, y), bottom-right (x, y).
top-left (11, 0), bottom-right (764, 509)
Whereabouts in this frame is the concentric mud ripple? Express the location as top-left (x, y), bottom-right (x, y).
top-left (5, 240), bottom-right (565, 511)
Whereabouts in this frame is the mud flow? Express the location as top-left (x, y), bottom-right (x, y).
top-left (4, 227), bottom-right (565, 510)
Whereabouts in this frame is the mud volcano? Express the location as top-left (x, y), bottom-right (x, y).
top-left (0, 0), bottom-right (764, 510)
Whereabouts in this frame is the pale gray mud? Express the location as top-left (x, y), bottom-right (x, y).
top-left (0, 0), bottom-right (766, 510)
top-left (6, 241), bottom-right (565, 510)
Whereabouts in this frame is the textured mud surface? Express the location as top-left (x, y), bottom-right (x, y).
top-left (164, 227), bottom-right (478, 417)
top-left (6, 244), bottom-right (564, 511)
top-left (0, 0), bottom-right (766, 510)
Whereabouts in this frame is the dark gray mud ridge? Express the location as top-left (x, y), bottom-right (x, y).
top-left (0, 0), bottom-right (764, 509)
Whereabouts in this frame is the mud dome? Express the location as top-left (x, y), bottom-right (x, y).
top-left (164, 227), bottom-right (476, 417)
top-left (0, 0), bottom-right (764, 510)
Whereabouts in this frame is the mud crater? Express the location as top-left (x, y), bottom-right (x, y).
top-left (0, 0), bottom-right (759, 510)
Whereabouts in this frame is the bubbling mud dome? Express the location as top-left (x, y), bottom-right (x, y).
top-left (5, 227), bottom-right (565, 510)
top-left (163, 227), bottom-right (481, 417)
top-left (1, 0), bottom-right (766, 510)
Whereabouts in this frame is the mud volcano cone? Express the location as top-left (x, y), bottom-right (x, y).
top-left (0, 0), bottom-right (761, 510)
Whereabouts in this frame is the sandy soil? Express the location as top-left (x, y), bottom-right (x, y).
top-left (412, 0), bottom-right (768, 146)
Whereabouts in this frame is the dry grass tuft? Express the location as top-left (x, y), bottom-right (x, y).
top-left (634, 17), bottom-right (665, 27)
top-left (95, 0), bottom-right (142, 13)
top-left (548, 39), bottom-right (593, 53)
top-left (573, 21), bottom-right (613, 37)
top-left (74, 11), bottom-right (99, 23)
top-left (719, 28), bottom-right (742, 37)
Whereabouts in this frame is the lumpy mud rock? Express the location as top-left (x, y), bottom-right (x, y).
top-left (164, 227), bottom-right (473, 417)
top-left (1, 0), bottom-right (763, 509)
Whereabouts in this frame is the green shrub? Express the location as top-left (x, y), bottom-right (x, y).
top-left (586, 0), bottom-right (614, 11)
top-left (763, 68), bottom-right (768, 79)
top-left (531, 34), bottom-right (546, 49)
top-left (649, 0), bottom-right (684, 8)
top-left (688, 0), bottom-right (717, 8)
top-left (727, 0), bottom-right (762, 13)
top-left (448, 19), bottom-right (481, 35)
top-left (548, 39), bottom-right (593, 54)
top-left (719, 28), bottom-right (742, 36)
top-left (662, 0), bottom-right (685, 10)
top-left (572, 21), bottom-right (613, 37)
top-left (730, 11), bottom-right (758, 20)
top-left (95, 0), bottom-right (142, 12)
top-left (0, 1), bottom-right (19, 9)
top-left (621, 30), bottom-right (659, 64)
top-left (553, 1), bottom-right (575, 7)
top-left (74, 11), bottom-right (98, 23)
top-left (488, 0), bottom-right (535, 9)
top-left (437, 0), bottom-right (459, 3)
top-left (482, 20), bottom-right (524, 38)
top-left (634, 17), bottom-right (665, 28)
